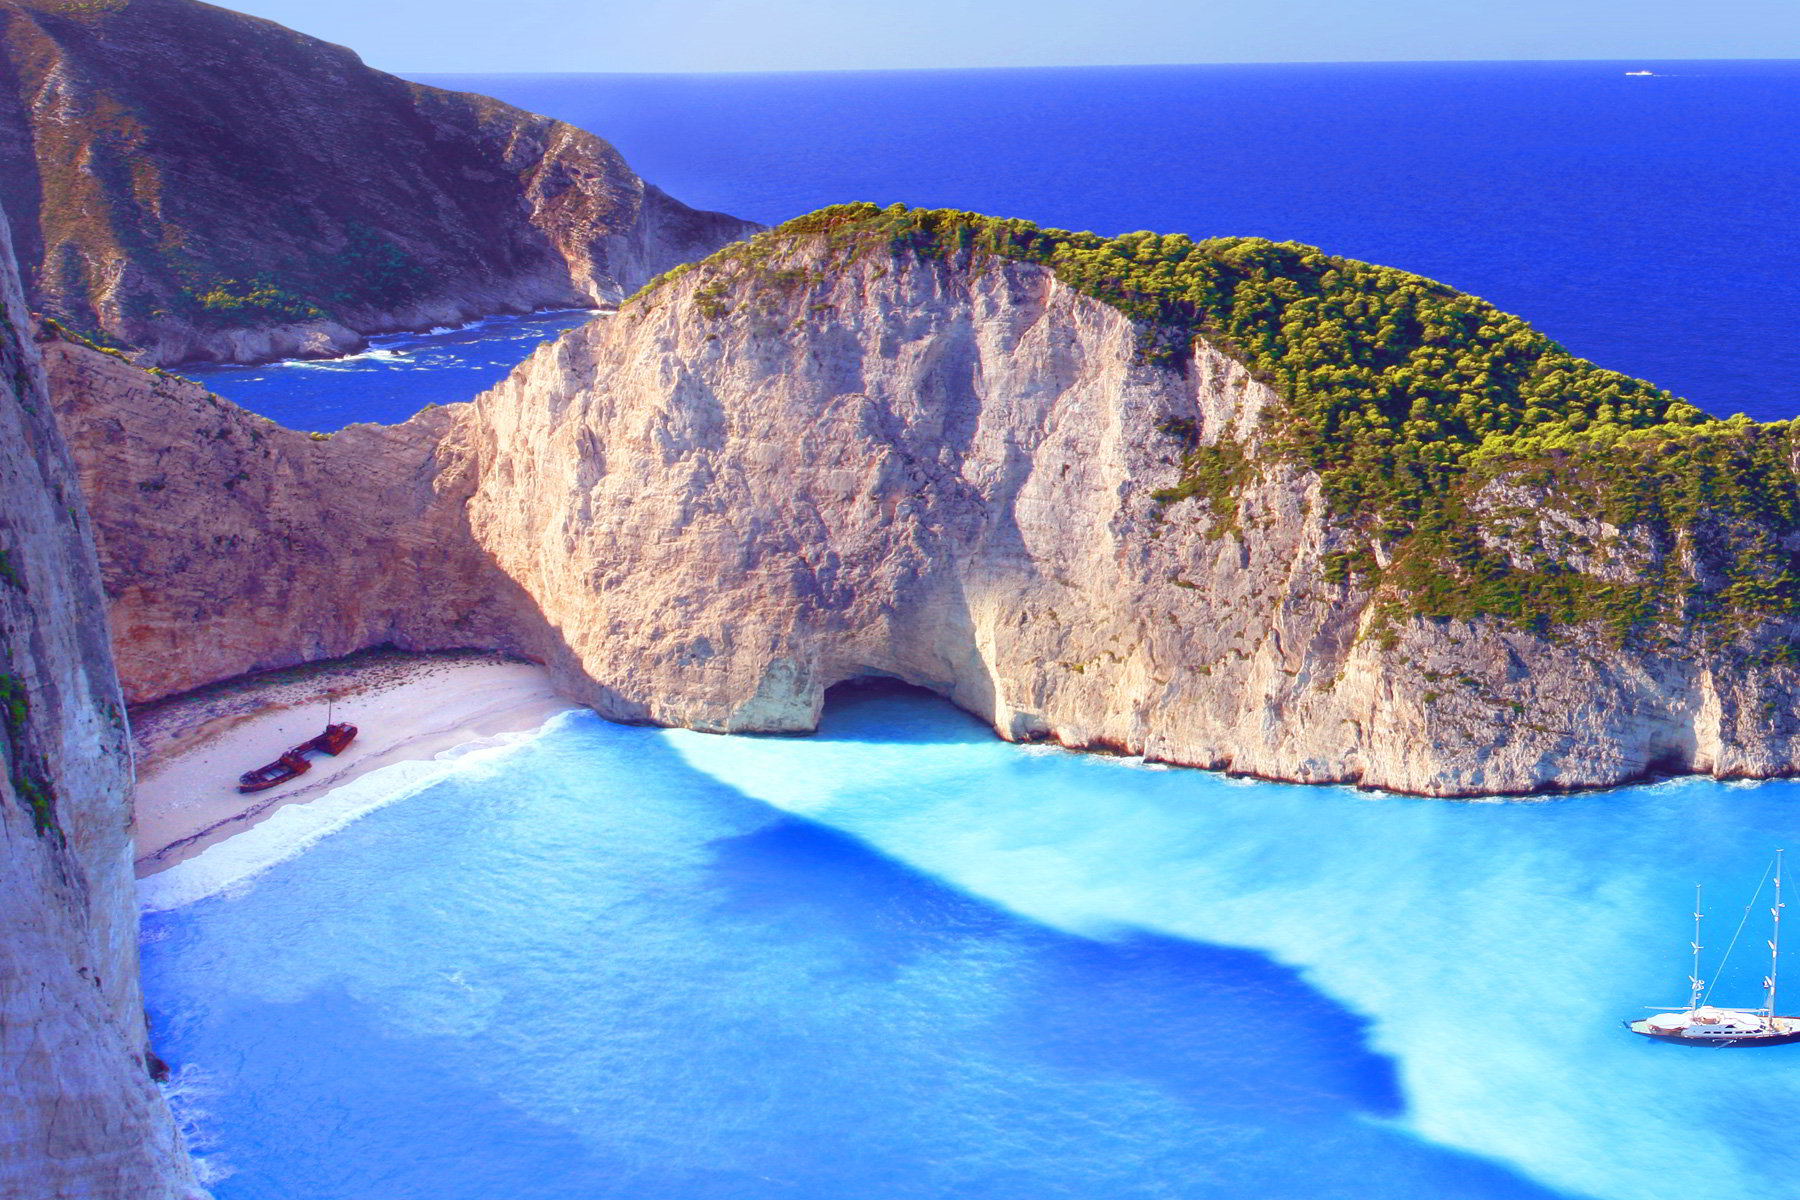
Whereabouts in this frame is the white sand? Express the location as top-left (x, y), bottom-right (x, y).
top-left (131, 651), bottom-right (577, 876)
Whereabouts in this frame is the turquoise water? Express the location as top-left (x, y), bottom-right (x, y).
top-left (140, 686), bottom-right (1800, 1199)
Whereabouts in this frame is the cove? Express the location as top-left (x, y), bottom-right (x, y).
top-left (140, 685), bottom-right (1800, 1199)
top-left (181, 309), bottom-right (597, 432)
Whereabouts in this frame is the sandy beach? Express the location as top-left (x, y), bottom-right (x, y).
top-left (130, 650), bottom-right (578, 876)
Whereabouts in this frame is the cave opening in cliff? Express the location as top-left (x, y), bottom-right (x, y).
top-left (823, 675), bottom-right (944, 706)
top-left (818, 675), bottom-right (983, 745)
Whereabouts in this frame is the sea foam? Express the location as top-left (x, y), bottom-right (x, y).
top-left (137, 715), bottom-right (573, 913)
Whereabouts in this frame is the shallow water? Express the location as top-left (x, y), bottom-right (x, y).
top-left (141, 686), bottom-right (1800, 1199)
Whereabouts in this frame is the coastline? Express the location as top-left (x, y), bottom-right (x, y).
top-left (131, 650), bottom-right (578, 878)
top-left (162, 304), bottom-right (610, 372)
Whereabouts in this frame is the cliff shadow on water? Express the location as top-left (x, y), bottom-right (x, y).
top-left (145, 702), bottom-right (1583, 1199)
top-left (679, 712), bottom-right (1580, 1200)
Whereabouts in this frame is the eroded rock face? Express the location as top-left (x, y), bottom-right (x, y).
top-left (45, 340), bottom-right (560, 703)
top-left (0, 220), bottom-right (196, 1195)
top-left (52, 234), bottom-right (1800, 795)
top-left (449, 242), bottom-right (1800, 795)
top-left (0, 0), bottom-right (756, 365)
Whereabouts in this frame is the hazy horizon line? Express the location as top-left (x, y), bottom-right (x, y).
top-left (403, 56), bottom-right (1800, 79)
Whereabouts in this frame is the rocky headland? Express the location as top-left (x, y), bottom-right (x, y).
top-left (0, 0), bottom-right (756, 365)
top-left (49, 204), bottom-right (1800, 798)
top-left (0, 215), bottom-right (195, 1194)
top-left (1, 0), bottom-right (1789, 1178)
top-left (19, 194), bottom-right (1800, 1188)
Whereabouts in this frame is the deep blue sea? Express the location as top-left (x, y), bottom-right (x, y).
top-left (139, 62), bottom-right (1800, 1200)
top-left (182, 310), bottom-right (595, 432)
top-left (142, 687), bottom-right (1800, 1200)
top-left (190, 62), bottom-right (1800, 429)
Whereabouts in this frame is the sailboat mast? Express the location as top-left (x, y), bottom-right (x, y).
top-left (1690, 884), bottom-right (1704, 1012)
top-left (1768, 850), bottom-right (1785, 1017)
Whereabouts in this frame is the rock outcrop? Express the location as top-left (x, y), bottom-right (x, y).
top-left (0, 220), bottom-right (195, 1194)
top-left (0, 0), bottom-right (756, 366)
top-left (43, 337), bottom-right (562, 703)
top-left (452, 230), bottom-right (1800, 796)
top-left (48, 208), bottom-right (1800, 796)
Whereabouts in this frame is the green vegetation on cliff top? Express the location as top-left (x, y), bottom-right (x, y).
top-left (642, 203), bottom-right (1800, 647)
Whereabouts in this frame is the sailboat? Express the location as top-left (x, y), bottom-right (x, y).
top-left (1626, 851), bottom-right (1800, 1046)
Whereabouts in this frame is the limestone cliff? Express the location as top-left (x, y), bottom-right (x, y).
top-left (44, 336), bottom-right (561, 703)
top-left (51, 206), bottom-right (1800, 796)
top-left (0, 220), bottom-right (195, 1193)
top-left (451, 211), bottom-right (1800, 795)
top-left (0, 0), bottom-right (756, 366)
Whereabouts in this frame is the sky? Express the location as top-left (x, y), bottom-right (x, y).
top-left (219, 0), bottom-right (1800, 74)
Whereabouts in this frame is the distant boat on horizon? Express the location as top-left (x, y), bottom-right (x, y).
top-left (1625, 70), bottom-right (1655, 76)
top-left (1625, 851), bottom-right (1800, 1046)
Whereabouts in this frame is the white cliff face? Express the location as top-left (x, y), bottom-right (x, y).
top-left (53, 233), bottom-right (1800, 796)
top-left (451, 240), bottom-right (1800, 796)
top-left (0, 223), bottom-right (196, 1196)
